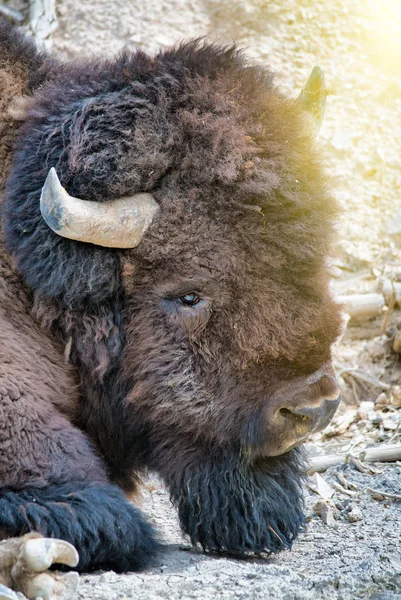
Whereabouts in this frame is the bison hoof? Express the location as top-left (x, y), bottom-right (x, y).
top-left (18, 571), bottom-right (79, 600)
top-left (1, 535), bottom-right (79, 600)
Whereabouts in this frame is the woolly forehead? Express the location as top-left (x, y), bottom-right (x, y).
top-left (49, 72), bottom-right (334, 271)
top-left (28, 49), bottom-right (315, 197)
top-left (119, 93), bottom-right (335, 280)
top-left (3, 47), bottom-right (335, 310)
top-left (129, 184), bottom-right (334, 289)
top-left (57, 90), bottom-right (333, 283)
top-left (48, 80), bottom-right (264, 200)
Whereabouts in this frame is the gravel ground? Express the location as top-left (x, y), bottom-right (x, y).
top-left (6, 0), bottom-right (401, 598)
top-left (78, 466), bottom-right (401, 600)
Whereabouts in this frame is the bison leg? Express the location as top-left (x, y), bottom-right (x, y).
top-left (0, 534), bottom-right (79, 600)
top-left (0, 397), bottom-right (158, 574)
top-left (0, 482), bottom-right (159, 574)
top-left (0, 315), bottom-right (159, 579)
top-left (0, 481), bottom-right (158, 572)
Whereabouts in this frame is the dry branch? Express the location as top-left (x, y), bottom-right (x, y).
top-left (366, 488), bottom-right (401, 501)
top-left (0, 3), bottom-right (24, 22)
top-left (308, 445), bottom-right (401, 474)
top-left (335, 277), bottom-right (401, 321)
top-left (337, 293), bottom-right (385, 319)
top-left (336, 367), bottom-right (391, 390)
top-left (331, 270), bottom-right (372, 295)
top-left (28, 0), bottom-right (58, 47)
top-left (378, 277), bottom-right (401, 306)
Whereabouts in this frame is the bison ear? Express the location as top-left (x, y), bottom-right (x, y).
top-left (297, 66), bottom-right (327, 139)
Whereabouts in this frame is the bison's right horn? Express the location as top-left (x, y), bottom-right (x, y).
top-left (297, 66), bottom-right (327, 139)
top-left (40, 168), bottom-right (159, 248)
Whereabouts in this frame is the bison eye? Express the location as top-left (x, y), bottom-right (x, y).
top-left (180, 292), bottom-right (200, 306)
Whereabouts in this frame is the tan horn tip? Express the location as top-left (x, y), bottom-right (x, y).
top-left (40, 167), bottom-right (160, 248)
top-left (40, 168), bottom-right (70, 233)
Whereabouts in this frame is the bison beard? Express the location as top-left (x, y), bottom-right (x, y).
top-left (167, 451), bottom-right (305, 555)
top-left (0, 17), bottom-right (343, 594)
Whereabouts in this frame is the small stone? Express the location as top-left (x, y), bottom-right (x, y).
top-left (393, 331), bottom-right (401, 353)
top-left (313, 500), bottom-right (337, 526)
top-left (98, 572), bottom-right (117, 583)
top-left (308, 473), bottom-right (335, 500)
top-left (383, 414), bottom-right (401, 430)
top-left (387, 211), bottom-right (401, 238)
top-left (357, 401), bottom-right (375, 420)
top-left (390, 385), bottom-right (401, 407)
top-left (347, 505), bottom-right (363, 522)
top-left (375, 392), bottom-right (390, 409)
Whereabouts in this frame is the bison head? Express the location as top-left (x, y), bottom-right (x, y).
top-left (2, 43), bottom-right (342, 556)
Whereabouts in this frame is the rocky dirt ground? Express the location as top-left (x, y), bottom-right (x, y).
top-left (4, 0), bottom-right (401, 598)
top-left (79, 465), bottom-right (401, 600)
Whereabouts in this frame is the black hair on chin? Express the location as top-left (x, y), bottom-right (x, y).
top-left (167, 449), bottom-right (305, 555)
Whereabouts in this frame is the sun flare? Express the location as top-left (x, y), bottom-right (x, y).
top-left (365, 0), bottom-right (401, 74)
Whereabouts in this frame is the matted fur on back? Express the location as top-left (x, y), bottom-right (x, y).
top-left (0, 19), bottom-right (54, 191)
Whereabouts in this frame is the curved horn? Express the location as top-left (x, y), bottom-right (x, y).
top-left (297, 66), bottom-right (327, 139)
top-left (40, 168), bottom-right (159, 248)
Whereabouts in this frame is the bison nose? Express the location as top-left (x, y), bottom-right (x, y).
top-left (307, 371), bottom-right (341, 401)
top-left (278, 396), bottom-right (339, 433)
top-left (276, 372), bottom-right (341, 433)
top-left (255, 366), bottom-right (341, 457)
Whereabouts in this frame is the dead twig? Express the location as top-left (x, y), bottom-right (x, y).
top-left (336, 367), bottom-right (391, 391)
top-left (267, 524), bottom-right (285, 545)
top-left (366, 488), bottom-right (401, 501)
top-left (0, 3), bottom-right (24, 22)
top-left (381, 283), bottom-right (397, 334)
top-left (308, 444), bottom-right (401, 474)
top-left (337, 293), bottom-right (385, 319)
top-left (333, 471), bottom-right (359, 490)
top-left (379, 277), bottom-right (401, 307)
top-left (348, 374), bottom-right (361, 405)
top-left (349, 455), bottom-right (371, 473)
top-left (331, 482), bottom-right (357, 497)
top-left (28, 0), bottom-right (58, 47)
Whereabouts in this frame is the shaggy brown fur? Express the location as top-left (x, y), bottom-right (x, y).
top-left (0, 22), bottom-right (54, 190)
top-left (0, 18), bottom-right (343, 574)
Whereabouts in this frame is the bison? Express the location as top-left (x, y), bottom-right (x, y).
top-left (0, 18), bottom-right (342, 600)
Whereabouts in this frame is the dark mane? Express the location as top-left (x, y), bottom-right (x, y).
top-left (2, 38), bottom-right (336, 308)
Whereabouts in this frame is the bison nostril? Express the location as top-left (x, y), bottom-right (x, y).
top-left (279, 407), bottom-right (310, 424)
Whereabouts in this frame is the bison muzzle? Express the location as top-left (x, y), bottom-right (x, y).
top-left (0, 17), bottom-right (343, 599)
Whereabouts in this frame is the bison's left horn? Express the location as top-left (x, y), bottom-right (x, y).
top-left (297, 66), bottom-right (327, 138)
top-left (40, 168), bottom-right (159, 248)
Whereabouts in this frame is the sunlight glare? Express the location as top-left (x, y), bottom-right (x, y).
top-left (365, 0), bottom-right (401, 75)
